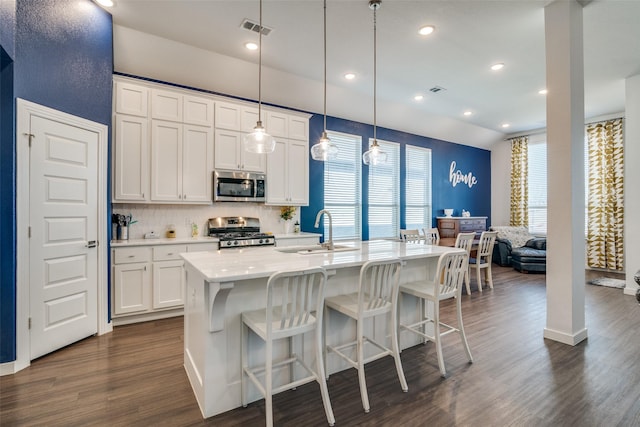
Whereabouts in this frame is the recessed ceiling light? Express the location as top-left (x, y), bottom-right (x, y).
top-left (414, 95), bottom-right (424, 101)
top-left (344, 73), bottom-right (356, 80)
top-left (245, 42), bottom-right (258, 51)
top-left (418, 25), bottom-right (435, 36)
top-left (491, 63), bottom-right (505, 71)
top-left (463, 111), bottom-right (472, 116)
top-left (96, 0), bottom-right (114, 6)
top-left (538, 89), bottom-right (548, 95)
top-left (501, 123), bottom-right (510, 128)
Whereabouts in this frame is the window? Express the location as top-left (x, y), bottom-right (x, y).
top-left (368, 139), bottom-right (400, 239)
top-left (527, 141), bottom-right (547, 234)
top-left (323, 131), bottom-right (362, 240)
top-left (405, 145), bottom-right (432, 230)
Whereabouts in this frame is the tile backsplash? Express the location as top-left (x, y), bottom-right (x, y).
top-left (113, 203), bottom-right (301, 239)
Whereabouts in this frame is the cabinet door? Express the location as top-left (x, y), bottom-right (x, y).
top-left (289, 116), bottom-right (309, 141)
top-left (151, 120), bottom-right (183, 201)
top-left (184, 95), bottom-right (214, 127)
top-left (287, 139), bottom-right (309, 205)
top-left (115, 81), bottom-right (148, 117)
top-left (214, 129), bottom-right (241, 170)
top-left (241, 143), bottom-right (266, 173)
top-left (151, 89), bottom-right (183, 122)
top-left (215, 102), bottom-right (241, 130)
top-left (266, 111), bottom-right (288, 138)
top-left (113, 115), bottom-right (149, 201)
top-left (153, 260), bottom-right (185, 309)
top-left (266, 139), bottom-right (288, 204)
top-left (240, 106), bottom-right (260, 133)
top-left (183, 125), bottom-right (213, 202)
top-left (113, 262), bottom-right (151, 315)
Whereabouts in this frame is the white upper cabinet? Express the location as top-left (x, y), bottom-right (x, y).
top-left (266, 138), bottom-right (309, 206)
top-left (113, 114), bottom-right (149, 202)
top-left (151, 120), bottom-right (213, 203)
top-left (289, 116), bottom-right (309, 141)
top-left (214, 129), bottom-right (266, 173)
top-left (151, 89), bottom-right (183, 122)
top-left (215, 102), bottom-right (242, 130)
top-left (265, 111), bottom-right (288, 138)
top-left (115, 81), bottom-right (148, 117)
top-left (184, 95), bottom-right (214, 127)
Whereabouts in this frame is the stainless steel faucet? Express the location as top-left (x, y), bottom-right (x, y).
top-left (314, 209), bottom-right (334, 250)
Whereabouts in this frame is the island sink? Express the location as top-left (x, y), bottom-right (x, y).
top-left (275, 244), bottom-right (359, 254)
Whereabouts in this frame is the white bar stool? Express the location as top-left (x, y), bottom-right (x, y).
top-left (324, 259), bottom-right (408, 413)
top-left (241, 267), bottom-right (335, 427)
top-left (399, 251), bottom-right (473, 377)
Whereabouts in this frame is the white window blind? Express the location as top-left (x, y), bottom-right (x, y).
top-left (405, 145), bottom-right (432, 230)
top-left (368, 139), bottom-right (400, 239)
top-left (528, 142), bottom-right (547, 234)
top-left (323, 131), bottom-right (362, 240)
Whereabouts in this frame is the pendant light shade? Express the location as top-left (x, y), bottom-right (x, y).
top-left (363, 0), bottom-right (386, 166)
top-left (244, 0), bottom-right (275, 154)
top-left (311, 0), bottom-right (338, 161)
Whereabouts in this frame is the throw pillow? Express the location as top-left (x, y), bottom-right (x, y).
top-left (525, 238), bottom-right (547, 250)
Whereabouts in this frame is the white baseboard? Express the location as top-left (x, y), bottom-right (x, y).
top-left (543, 327), bottom-right (588, 346)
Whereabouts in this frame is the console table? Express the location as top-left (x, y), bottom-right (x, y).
top-left (437, 216), bottom-right (488, 246)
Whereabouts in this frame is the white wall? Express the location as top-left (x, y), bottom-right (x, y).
top-left (624, 74), bottom-right (640, 294)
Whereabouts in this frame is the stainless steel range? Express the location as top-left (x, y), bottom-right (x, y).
top-left (208, 217), bottom-right (275, 249)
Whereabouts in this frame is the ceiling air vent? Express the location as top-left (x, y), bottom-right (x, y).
top-left (429, 86), bottom-right (446, 93)
top-left (240, 19), bottom-right (272, 36)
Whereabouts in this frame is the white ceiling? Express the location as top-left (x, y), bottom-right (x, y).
top-left (108, 0), bottom-right (640, 149)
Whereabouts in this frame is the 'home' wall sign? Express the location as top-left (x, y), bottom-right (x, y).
top-left (449, 161), bottom-right (478, 188)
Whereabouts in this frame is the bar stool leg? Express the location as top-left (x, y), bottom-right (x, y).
top-left (356, 318), bottom-right (370, 413)
top-left (315, 316), bottom-right (335, 426)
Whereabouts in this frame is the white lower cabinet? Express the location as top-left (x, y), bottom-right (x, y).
top-left (275, 235), bottom-right (320, 247)
top-left (112, 242), bottom-right (215, 323)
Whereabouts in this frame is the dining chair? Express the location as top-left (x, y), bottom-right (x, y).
top-left (454, 232), bottom-right (476, 295)
top-left (398, 251), bottom-right (473, 377)
top-left (422, 227), bottom-right (440, 245)
top-left (241, 267), bottom-right (335, 427)
top-left (470, 231), bottom-right (498, 292)
top-left (324, 259), bottom-right (408, 413)
top-left (400, 229), bottom-right (422, 244)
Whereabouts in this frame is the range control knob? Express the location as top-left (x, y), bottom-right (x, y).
top-left (233, 241), bottom-right (239, 246)
top-left (226, 241), bottom-right (233, 246)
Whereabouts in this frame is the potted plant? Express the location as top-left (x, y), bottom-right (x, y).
top-left (280, 206), bottom-right (296, 233)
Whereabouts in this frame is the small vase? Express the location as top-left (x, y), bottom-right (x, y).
top-left (283, 220), bottom-right (292, 234)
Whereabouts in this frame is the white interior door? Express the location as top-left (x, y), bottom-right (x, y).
top-left (29, 115), bottom-right (98, 359)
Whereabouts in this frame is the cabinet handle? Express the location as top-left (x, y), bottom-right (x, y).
top-left (144, 266), bottom-right (147, 271)
top-left (183, 194), bottom-right (186, 199)
top-left (167, 253), bottom-right (174, 256)
top-left (128, 255), bottom-right (135, 258)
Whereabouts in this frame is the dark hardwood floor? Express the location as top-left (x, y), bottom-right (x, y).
top-left (2, 266), bottom-right (639, 426)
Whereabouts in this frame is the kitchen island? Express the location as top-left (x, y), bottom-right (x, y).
top-left (181, 240), bottom-right (464, 418)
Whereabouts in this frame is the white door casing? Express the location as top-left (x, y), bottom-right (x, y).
top-left (28, 116), bottom-right (98, 359)
top-left (12, 99), bottom-right (110, 374)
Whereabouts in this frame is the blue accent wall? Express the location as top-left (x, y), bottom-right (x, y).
top-left (0, 0), bottom-right (113, 363)
top-left (302, 115), bottom-right (491, 241)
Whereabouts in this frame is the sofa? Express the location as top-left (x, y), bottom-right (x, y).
top-left (490, 226), bottom-right (547, 273)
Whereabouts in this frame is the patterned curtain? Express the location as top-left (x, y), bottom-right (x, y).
top-left (586, 118), bottom-right (624, 271)
top-left (510, 136), bottom-right (529, 227)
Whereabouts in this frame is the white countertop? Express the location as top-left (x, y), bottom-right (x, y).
top-left (272, 232), bottom-right (322, 239)
top-left (110, 236), bottom-right (219, 247)
top-left (181, 240), bottom-right (463, 283)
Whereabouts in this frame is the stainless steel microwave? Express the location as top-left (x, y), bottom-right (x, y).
top-left (213, 170), bottom-right (266, 202)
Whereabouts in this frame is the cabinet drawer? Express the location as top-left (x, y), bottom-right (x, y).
top-left (113, 247), bottom-right (152, 264)
top-left (459, 219), bottom-right (485, 231)
top-left (438, 220), bottom-right (456, 229)
top-left (153, 245), bottom-right (187, 261)
top-left (440, 229), bottom-right (456, 238)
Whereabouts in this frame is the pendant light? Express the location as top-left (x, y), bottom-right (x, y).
top-left (310, 0), bottom-right (339, 161)
top-left (244, 0), bottom-right (276, 154)
top-left (362, 0), bottom-right (387, 166)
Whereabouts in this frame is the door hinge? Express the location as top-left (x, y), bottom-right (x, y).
top-left (28, 317), bottom-right (32, 330)
top-left (23, 133), bottom-right (34, 147)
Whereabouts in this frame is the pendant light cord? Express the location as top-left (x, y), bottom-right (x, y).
top-left (258, 0), bottom-right (263, 122)
top-left (323, 0), bottom-right (327, 132)
top-left (373, 2), bottom-right (377, 143)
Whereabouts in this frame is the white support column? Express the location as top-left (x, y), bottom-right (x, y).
top-left (624, 74), bottom-right (640, 296)
top-left (543, 0), bottom-right (587, 345)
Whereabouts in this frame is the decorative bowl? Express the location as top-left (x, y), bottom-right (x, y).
top-left (444, 209), bottom-right (454, 217)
